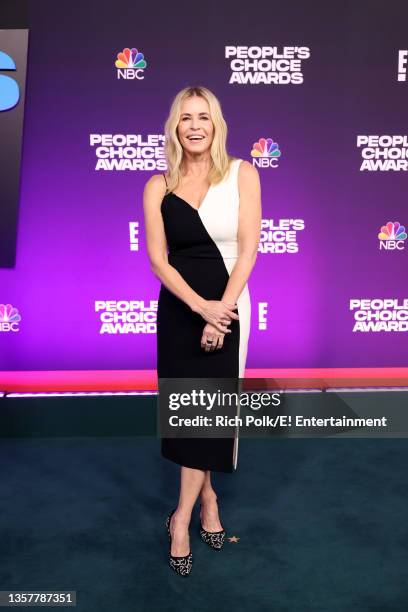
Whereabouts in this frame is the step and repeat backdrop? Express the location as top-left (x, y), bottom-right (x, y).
top-left (1, 0), bottom-right (407, 371)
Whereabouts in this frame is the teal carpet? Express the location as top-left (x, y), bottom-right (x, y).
top-left (0, 435), bottom-right (407, 611)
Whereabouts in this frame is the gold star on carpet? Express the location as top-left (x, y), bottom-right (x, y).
top-left (228, 536), bottom-right (240, 543)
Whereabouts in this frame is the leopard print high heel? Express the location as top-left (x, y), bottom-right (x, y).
top-left (166, 509), bottom-right (193, 576)
top-left (199, 503), bottom-right (226, 551)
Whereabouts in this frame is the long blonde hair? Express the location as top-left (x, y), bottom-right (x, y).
top-left (163, 85), bottom-right (237, 193)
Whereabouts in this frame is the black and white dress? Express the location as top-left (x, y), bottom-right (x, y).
top-left (157, 158), bottom-right (251, 472)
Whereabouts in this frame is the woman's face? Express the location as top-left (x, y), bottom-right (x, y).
top-left (177, 96), bottom-right (214, 154)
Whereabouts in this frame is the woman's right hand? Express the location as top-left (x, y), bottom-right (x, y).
top-left (196, 300), bottom-right (239, 333)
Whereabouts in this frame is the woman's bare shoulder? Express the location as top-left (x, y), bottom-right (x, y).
top-left (144, 172), bottom-right (167, 196)
top-left (238, 159), bottom-right (260, 182)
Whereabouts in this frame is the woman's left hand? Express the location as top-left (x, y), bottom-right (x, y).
top-left (201, 323), bottom-right (225, 352)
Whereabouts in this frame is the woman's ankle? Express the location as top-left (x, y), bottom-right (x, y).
top-left (173, 507), bottom-right (191, 526)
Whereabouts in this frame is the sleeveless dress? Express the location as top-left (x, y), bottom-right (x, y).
top-left (157, 157), bottom-right (251, 472)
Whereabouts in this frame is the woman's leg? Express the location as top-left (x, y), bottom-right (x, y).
top-left (199, 470), bottom-right (223, 532)
top-left (169, 465), bottom-right (206, 556)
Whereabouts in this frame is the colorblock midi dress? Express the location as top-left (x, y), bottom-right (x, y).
top-left (157, 157), bottom-right (251, 472)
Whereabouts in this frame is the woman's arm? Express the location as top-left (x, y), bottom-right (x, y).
top-left (143, 175), bottom-right (238, 332)
top-left (221, 161), bottom-right (262, 304)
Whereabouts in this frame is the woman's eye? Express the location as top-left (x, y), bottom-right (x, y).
top-left (181, 116), bottom-right (209, 121)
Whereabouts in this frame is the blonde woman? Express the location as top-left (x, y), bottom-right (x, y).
top-left (143, 86), bottom-right (261, 576)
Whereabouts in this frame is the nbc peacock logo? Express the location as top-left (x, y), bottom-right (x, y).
top-left (0, 303), bottom-right (21, 332)
top-left (378, 221), bottom-right (407, 251)
top-left (251, 137), bottom-right (281, 169)
top-left (115, 47), bottom-right (147, 80)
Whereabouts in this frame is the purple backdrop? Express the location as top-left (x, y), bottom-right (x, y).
top-left (2, 0), bottom-right (408, 370)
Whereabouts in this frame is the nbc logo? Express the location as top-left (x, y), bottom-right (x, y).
top-left (0, 303), bottom-right (21, 332)
top-left (251, 137), bottom-right (281, 168)
top-left (378, 221), bottom-right (407, 251)
top-left (115, 47), bottom-right (147, 80)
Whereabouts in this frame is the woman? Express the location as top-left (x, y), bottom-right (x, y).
top-left (143, 85), bottom-right (261, 576)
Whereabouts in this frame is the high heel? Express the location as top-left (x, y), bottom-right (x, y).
top-left (199, 503), bottom-right (226, 551)
top-left (165, 509), bottom-right (193, 576)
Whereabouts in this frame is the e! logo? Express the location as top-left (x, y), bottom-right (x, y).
top-left (0, 50), bottom-right (19, 111)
